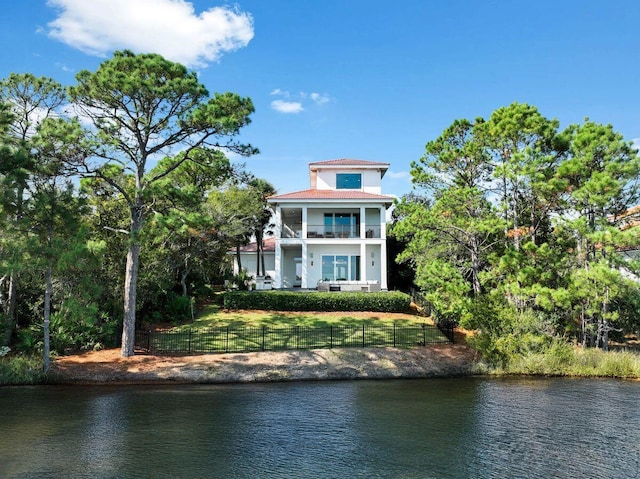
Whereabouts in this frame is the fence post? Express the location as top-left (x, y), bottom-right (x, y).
top-left (393, 323), bottom-right (396, 348)
top-left (262, 326), bottom-right (266, 351)
top-left (147, 330), bottom-right (151, 353)
top-left (330, 326), bottom-right (333, 349)
top-left (295, 326), bottom-right (299, 350)
top-left (188, 328), bottom-right (192, 354)
top-left (362, 324), bottom-right (365, 348)
top-left (226, 327), bottom-right (229, 353)
top-left (422, 323), bottom-right (426, 346)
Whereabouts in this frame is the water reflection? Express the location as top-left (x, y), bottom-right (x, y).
top-left (1, 378), bottom-right (639, 478)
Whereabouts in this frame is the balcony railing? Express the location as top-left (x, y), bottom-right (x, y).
top-left (280, 224), bottom-right (381, 239)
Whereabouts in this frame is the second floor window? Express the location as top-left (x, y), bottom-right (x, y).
top-left (336, 173), bottom-right (361, 189)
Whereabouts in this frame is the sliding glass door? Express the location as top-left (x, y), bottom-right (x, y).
top-left (324, 213), bottom-right (359, 238)
top-left (321, 255), bottom-right (360, 281)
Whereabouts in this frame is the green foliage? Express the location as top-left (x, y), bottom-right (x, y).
top-left (0, 355), bottom-right (46, 385)
top-left (394, 101), bottom-right (640, 354)
top-left (465, 296), bottom-right (556, 367)
top-left (163, 293), bottom-right (193, 324)
top-left (49, 298), bottom-right (117, 352)
top-left (15, 325), bottom-right (43, 354)
top-left (229, 270), bottom-right (253, 290)
top-left (223, 291), bottom-right (411, 313)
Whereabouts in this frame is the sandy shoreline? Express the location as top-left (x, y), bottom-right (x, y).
top-left (50, 344), bottom-right (479, 384)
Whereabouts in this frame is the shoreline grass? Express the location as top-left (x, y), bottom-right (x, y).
top-left (492, 345), bottom-right (640, 379)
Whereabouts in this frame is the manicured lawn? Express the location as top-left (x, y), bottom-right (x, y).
top-left (175, 304), bottom-right (431, 331)
top-left (139, 304), bottom-right (448, 354)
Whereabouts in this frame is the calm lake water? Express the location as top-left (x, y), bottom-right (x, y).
top-left (1, 377), bottom-right (639, 478)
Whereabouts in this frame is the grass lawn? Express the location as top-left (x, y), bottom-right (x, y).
top-left (141, 304), bottom-right (448, 354)
top-left (171, 304), bottom-right (432, 331)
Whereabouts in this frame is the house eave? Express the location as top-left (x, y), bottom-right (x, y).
top-left (268, 197), bottom-right (394, 208)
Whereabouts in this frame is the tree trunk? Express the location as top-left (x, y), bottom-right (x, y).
top-left (601, 320), bottom-right (610, 351)
top-left (470, 238), bottom-right (481, 296)
top-left (236, 245), bottom-right (242, 272)
top-left (121, 241), bottom-right (140, 357)
top-left (43, 265), bottom-right (52, 373)
top-left (0, 275), bottom-right (8, 347)
top-left (256, 230), bottom-right (262, 277)
top-left (580, 304), bottom-right (587, 347)
top-left (512, 186), bottom-right (520, 251)
top-left (3, 272), bottom-right (18, 346)
top-left (181, 268), bottom-right (189, 297)
top-left (121, 207), bottom-right (143, 357)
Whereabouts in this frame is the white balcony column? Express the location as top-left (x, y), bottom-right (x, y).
top-left (274, 205), bottom-right (282, 238)
top-left (360, 206), bottom-right (366, 239)
top-left (301, 242), bottom-right (308, 289)
top-left (274, 241), bottom-right (282, 288)
top-left (302, 205), bottom-right (308, 239)
top-left (380, 206), bottom-right (387, 239)
top-left (360, 242), bottom-right (367, 281)
top-left (380, 243), bottom-right (388, 290)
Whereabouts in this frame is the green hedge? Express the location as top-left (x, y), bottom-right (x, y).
top-left (222, 291), bottom-right (411, 313)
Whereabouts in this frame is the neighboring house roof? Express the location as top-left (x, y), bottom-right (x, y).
top-left (618, 205), bottom-right (640, 231)
top-left (267, 188), bottom-right (395, 203)
top-left (231, 237), bottom-right (276, 253)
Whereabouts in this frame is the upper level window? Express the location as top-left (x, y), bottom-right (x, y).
top-left (336, 173), bottom-right (361, 189)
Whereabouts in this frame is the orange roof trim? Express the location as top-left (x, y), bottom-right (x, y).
top-left (268, 189), bottom-right (395, 202)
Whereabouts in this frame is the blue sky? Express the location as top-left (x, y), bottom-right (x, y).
top-left (1, 0), bottom-right (639, 198)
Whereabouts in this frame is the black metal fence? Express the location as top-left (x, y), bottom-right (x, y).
top-left (135, 323), bottom-right (450, 355)
top-left (410, 288), bottom-right (456, 343)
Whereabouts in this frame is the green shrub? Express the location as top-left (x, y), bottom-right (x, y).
top-left (0, 355), bottom-right (46, 385)
top-left (222, 290), bottom-right (411, 313)
top-left (164, 293), bottom-right (193, 324)
top-left (50, 298), bottom-right (118, 353)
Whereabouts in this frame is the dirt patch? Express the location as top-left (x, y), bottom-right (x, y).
top-left (50, 344), bottom-right (480, 384)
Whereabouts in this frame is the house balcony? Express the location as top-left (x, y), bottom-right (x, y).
top-left (280, 223), bottom-right (382, 239)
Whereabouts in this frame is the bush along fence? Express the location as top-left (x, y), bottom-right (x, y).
top-left (410, 288), bottom-right (456, 343)
top-left (135, 323), bottom-right (450, 355)
top-left (222, 290), bottom-right (411, 312)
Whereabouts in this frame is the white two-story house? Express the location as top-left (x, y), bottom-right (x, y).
top-left (267, 159), bottom-right (394, 291)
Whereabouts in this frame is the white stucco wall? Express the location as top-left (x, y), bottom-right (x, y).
top-left (235, 253), bottom-right (275, 279)
top-left (314, 169), bottom-right (382, 193)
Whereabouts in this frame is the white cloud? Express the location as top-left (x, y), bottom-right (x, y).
top-left (46, 0), bottom-right (254, 68)
top-left (55, 62), bottom-right (73, 72)
top-left (270, 89), bottom-right (330, 113)
top-left (270, 100), bottom-right (304, 114)
top-left (310, 92), bottom-right (330, 105)
top-left (632, 138), bottom-right (640, 152)
top-left (270, 88), bottom-right (288, 97)
top-left (387, 170), bottom-right (410, 180)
